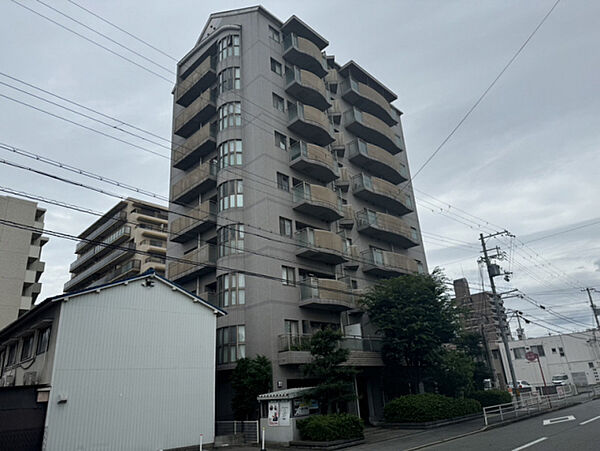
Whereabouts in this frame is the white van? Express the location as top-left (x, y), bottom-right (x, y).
top-left (551, 374), bottom-right (570, 385)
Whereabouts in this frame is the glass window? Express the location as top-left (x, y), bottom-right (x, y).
top-left (216, 325), bottom-right (246, 364)
top-left (417, 261), bottom-right (425, 274)
top-left (531, 345), bottom-right (545, 357)
top-left (218, 224), bottom-right (245, 258)
top-left (20, 334), bottom-right (34, 361)
top-left (218, 273), bottom-right (245, 307)
top-left (269, 26), bottom-right (280, 43)
top-left (277, 173), bottom-right (289, 192)
top-left (218, 35), bottom-right (240, 61)
top-left (218, 67), bottom-right (241, 93)
top-left (279, 217), bottom-right (292, 237)
top-left (513, 347), bottom-right (526, 359)
top-left (6, 343), bottom-right (17, 366)
top-left (372, 247), bottom-right (384, 265)
top-left (274, 131), bottom-right (287, 150)
top-left (285, 320), bottom-right (299, 335)
top-left (218, 180), bottom-right (243, 211)
top-left (36, 326), bottom-right (51, 355)
top-left (218, 140), bottom-right (243, 169)
top-left (282, 266), bottom-right (295, 286)
top-left (410, 227), bottom-right (418, 241)
top-left (272, 93), bottom-right (285, 112)
top-left (270, 58), bottom-right (282, 75)
top-left (559, 347), bottom-right (565, 357)
top-left (218, 102), bottom-right (241, 130)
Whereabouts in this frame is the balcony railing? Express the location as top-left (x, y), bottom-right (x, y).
top-left (341, 77), bottom-right (397, 126)
top-left (347, 139), bottom-right (407, 184)
top-left (288, 102), bottom-right (335, 147)
top-left (351, 174), bottom-right (412, 216)
top-left (100, 259), bottom-right (141, 285)
top-left (172, 121), bottom-right (217, 170)
top-left (289, 141), bottom-right (339, 183)
top-left (356, 210), bottom-right (418, 248)
top-left (167, 243), bottom-right (216, 283)
top-left (295, 228), bottom-right (347, 264)
top-left (76, 210), bottom-right (127, 254)
top-left (335, 167), bottom-right (350, 192)
top-left (171, 160), bottom-right (217, 204)
top-left (344, 108), bottom-right (403, 154)
top-left (292, 182), bottom-right (343, 222)
top-left (70, 225), bottom-right (132, 273)
top-left (285, 66), bottom-right (330, 110)
top-left (299, 277), bottom-right (355, 311)
top-left (361, 249), bottom-right (418, 277)
top-left (175, 54), bottom-right (217, 107)
top-left (283, 33), bottom-right (327, 78)
top-left (339, 204), bottom-right (354, 229)
top-left (170, 201), bottom-right (217, 243)
top-left (173, 88), bottom-right (217, 138)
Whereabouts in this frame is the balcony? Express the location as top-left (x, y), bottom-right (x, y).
top-left (330, 132), bottom-right (345, 155)
top-left (100, 259), bottom-right (141, 284)
top-left (288, 102), bottom-right (335, 147)
top-left (278, 334), bottom-right (383, 366)
top-left (173, 88), bottom-right (217, 138)
top-left (175, 54), bottom-right (217, 107)
top-left (299, 277), bottom-right (355, 311)
top-left (170, 201), bottom-right (217, 243)
top-left (75, 210), bottom-right (127, 254)
top-left (167, 243), bottom-right (216, 283)
top-left (289, 141), bottom-right (338, 183)
top-left (341, 78), bottom-right (397, 126)
top-left (361, 249), bottom-right (418, 278)
top-left (171, 160), bottom-right (217, 204)
top-left (172, 122), bottom-right (217, 170)
top-left (351, 174), bottom-right (413, 216)
top-left (285, 66), bottom-right (330, 110)
top-left (292, 182), bottom-right (343, 222)
top-left (344, 244), bottom-right (360, 270)
top-left (339, 204), bottom-right (354, 229)
top-left (344, 108), bottom-right (403, 154)
top-left (356, 210), bottom-right (419, 248)
top-left (283, 33), bottom-right (327, 78)
top-left (347, 139), bottom-right (408, 184)
top-left (70, 225), bottom-right (132, 273)
top-left (295, 228), bottom-right (347, 264)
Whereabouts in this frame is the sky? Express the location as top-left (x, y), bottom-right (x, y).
top-left (0, 0), bottom-right (598, 339)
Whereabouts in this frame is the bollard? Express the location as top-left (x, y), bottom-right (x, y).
top-left (261, 426), bottom-right (266, 451)
top-left (199, 433), bottom-right (203, 451)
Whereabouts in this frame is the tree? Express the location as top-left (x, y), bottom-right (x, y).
top-left (359, 269), bottom-right (459, 396)
top-left (435, 348), bottom-right (475, 397)
top-left (456, 332), bottom-right (493, 391)
top-left (230, 355), bottom-right (272, 420)
top-left (302, 328), bottom-right (357, 414)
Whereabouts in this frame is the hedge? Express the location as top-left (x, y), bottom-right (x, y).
top-left (296, 414), bottom-right (364, 441)
top-left (384, 394), bottom-right (481, 423)
top-left (468, 390), bottom-right (512, 408)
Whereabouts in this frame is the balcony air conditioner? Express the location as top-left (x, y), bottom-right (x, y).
top-left (4, 374), bottom-right (15, 386)
top-left (24, 371), bottom-right (38, 386)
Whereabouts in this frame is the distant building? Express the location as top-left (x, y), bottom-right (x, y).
top-left (496, 330), bottom-right (600, 388)
top-left (64, 198), bottom-right (168, 292)
top-left (0, 271), bottom-right (224, 450)
top-left (453, 278), bottom-right (510, 388)
top-left (0, 196), bottom-right (48, 329)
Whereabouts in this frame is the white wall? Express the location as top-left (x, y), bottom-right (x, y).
top-left (44, 280), bottom-right (218, 451)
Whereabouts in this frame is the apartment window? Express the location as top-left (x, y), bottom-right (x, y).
top-left (20, 334), bottom-right (34, 361)
top-left (551, 348), bottom-right (557, 354)
top-left (218, 35), bottom-right (240, 61)
top-left (274, 131), bottom-right (287, 150)
top-left (282, 266), bottom-right (295, 286)
top-left (277, 173), bottom-right (289, 192)
top-left (272, 93), bottom-right (285, 112)
top-left (559, 347), bottom-right (565, 357)
top-left (589, 362), bottom-right (595, 369)
top-left (218, 272), bottom-right (245, 307)
top-left (218, 102), bottom-right (242, 130)
top-left (269, 26), bottom-right (280, 43)
top-left (218, 140), bottom-right (243, 169)
top-left (530, 345), bottom-right (545, 357)
top-left (218, 67), bottom-right (241, 93)
top-left (218, 180), bottom-right (243, 211)
top-left (36, 326), bottom-right (51, 355)
top-left (417, 261), bottom-right (425, 274)
top-left (410, 227), bottom-right (418, 241)
top-left (350, 279), bottom-right (358, 289)
top-left (6, 343), bottom-right (17, 366)
top-left (217, 325), bottom-right (246, 364)
top-left (513, 347), bottom-right (526, 359)
top-left (279, 217), bottom-right (292, 237)
top-left (405, 194), bottom-right (413, 209)
top-left (285, 320), bottom-right (299, 335)
top-left (270, 58), bottom-right (282, 76)
top-left (328, 83), bottom-right (338, 95)
top-left (218, 224), bottom-right (245, 257)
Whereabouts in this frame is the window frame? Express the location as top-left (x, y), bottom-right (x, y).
top-left (218, 34), bottom-right (240, 61)
top-left (218, 180), bottom-right (244, 211)
top-left (279, 217), bottom-right (292, 237)
top-left (276, 172), bottom-right (290, 192)
top-left (274, 131), bottom-right (287, 150)
top-left (270, 58), bottom-right (282, 76)
top-left (218, 67), bottom-right (241, 93)
top-left (218, 224), bottom-right (245, 257)
top-left (218, 140), bottom-right (243, 169)
top-left (218, 272), bottom-right (246, 307)
top-left (218, 102), bottom-right (242, 131)
top-left (282, 266), bottom-right (296, 286)
top-left (36, 326), bottom-right (51, 355)
top-left (268, 26), bottom-right (280, 43)
top-left (216, 325), bottom-right (246, 364)
top-left (272, 93), bottom-right (285, 112)
top-left (20, 334), bottom-right (35, 361)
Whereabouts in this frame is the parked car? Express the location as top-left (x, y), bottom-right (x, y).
top-left (507, 380), bottom-right (533, 393)
top-left (551, 374), bottom-right (570, 386)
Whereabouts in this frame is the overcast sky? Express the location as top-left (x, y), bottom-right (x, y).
top-left (1, 0), bottom-right (598, 339)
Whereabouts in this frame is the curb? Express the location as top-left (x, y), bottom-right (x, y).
top-left (404, 426), bottom-right (486, 451)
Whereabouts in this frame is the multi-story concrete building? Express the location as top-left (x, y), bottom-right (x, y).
top-left (0, 196), bottom-right (48, 329)
top-left (64, 198), bottom-right (168, 292)
top-left (167, 6), bottom-right (427, 421)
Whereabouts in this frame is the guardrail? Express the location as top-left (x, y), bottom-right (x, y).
top-left (215, 421), bottom-right (258, 443)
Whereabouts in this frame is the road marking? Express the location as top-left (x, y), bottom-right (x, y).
top-left (579, 415), bottom-right (600, 425)
top-left (512, 437), bottom-right (548, 451)
top-left (543, 415), bottom-right (575, 425)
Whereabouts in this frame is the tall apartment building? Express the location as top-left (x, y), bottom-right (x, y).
top-left (168, 6), bottom-right (428, 421)
top-left (0, 196), bottom-right (48, 329)
top-left (64, 198), bottom-right (168, 292)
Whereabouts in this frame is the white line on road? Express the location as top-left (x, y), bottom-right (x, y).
top-left (512, 437), bottom-right (548, 451)
top-left (579, 415), bottom-right (600, 425)
top-left (543, 415), bottom-right (575, 425)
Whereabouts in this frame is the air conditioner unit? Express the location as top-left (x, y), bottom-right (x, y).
top-left (4, 374), bottom-right (15, 386)
top-left (24, 371), bottom-right (38, 386)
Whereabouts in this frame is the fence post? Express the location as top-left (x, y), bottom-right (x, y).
top-left (500, 406), bottom-right (504, 421)
top-left (234, 421), bottom-right (237, 436)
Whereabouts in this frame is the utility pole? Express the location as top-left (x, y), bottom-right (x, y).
top-left (583, 288), bottom-right (600, 331)
top-left (480, 231), bottom-right (520, 399)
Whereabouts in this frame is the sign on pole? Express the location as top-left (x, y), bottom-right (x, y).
top-left (525, 351), bottom-right (538, 362)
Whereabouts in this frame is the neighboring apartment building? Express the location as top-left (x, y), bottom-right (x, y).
top-left (0, 196), bottom-right (48, 330)
top-left (453, 278), bottom-right (510, 388)
top-left (64, 198), bottom-right (168, 292)
top-left (496, 330), bottom-right (600, 387)
top-left (0, 271), bottom-right (224, 450)
top-left (167, 6), bottom-right (428, 421)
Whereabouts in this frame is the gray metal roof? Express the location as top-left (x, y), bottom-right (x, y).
top-left (257, 387), bottom-right (315, 401)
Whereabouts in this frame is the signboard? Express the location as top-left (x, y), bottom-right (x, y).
top-left (268, 401), bottom-right (279, 426)
top-left (525, 351), bottom-right (538, 362)
top-left (293, 399), bottom-right (310, 417)
top-left (279, 401), bottom-right (291, 426)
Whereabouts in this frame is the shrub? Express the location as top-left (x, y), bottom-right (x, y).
top-left (384, 393), bottom-right (481, 423)
top-left (297, 414), bottom-right (364, 441)
top-left (469, 390), bottom-right (512, 408)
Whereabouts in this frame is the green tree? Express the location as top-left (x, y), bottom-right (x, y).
top-left (456, 332), bottom-right (493, 391)
top-left (435, 349), bottom-right (475, 397)
top-left (302, 328), bottom-right (357, 414)
top-left (230, 355), bottom-right (272, 420)
top-left (359, 269), bottom-right (459, 396)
